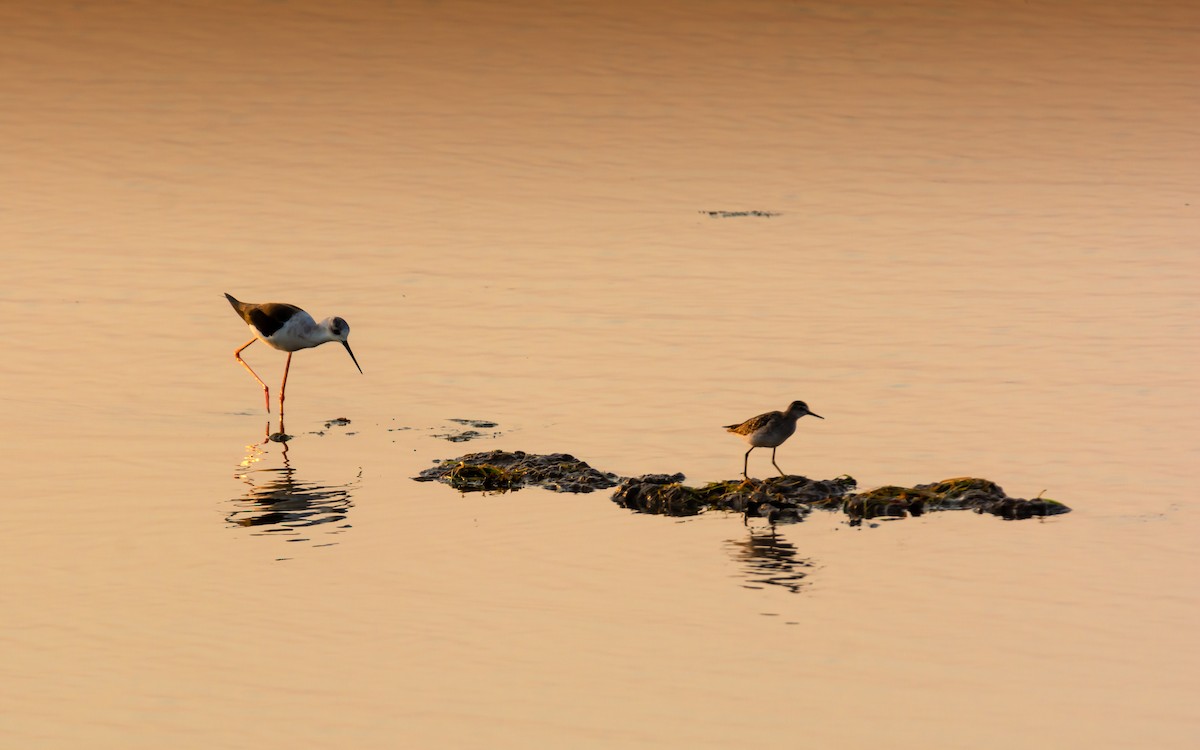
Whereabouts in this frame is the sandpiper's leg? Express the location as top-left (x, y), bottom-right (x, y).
top-left (743, 447), bottom-right (753, 479)
top-left (771, 447), bottom-right (785, 477)
top-left (234, 338), bottom-right (270, 413)
top-left (278, 352), bottom-right (293, 414)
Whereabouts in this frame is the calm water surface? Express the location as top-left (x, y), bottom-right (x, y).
top-left (2, 1), bottom-right (1197, 748)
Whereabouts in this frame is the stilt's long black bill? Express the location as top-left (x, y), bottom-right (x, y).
top-left (809, 411), bottom-right (824, 419)
top-left (343, 341), bottom-right (363, 373)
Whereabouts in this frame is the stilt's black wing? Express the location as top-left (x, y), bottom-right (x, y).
top-left (225, 293), bottom-right (303, 337)
top-left (247, 304), bottom-right (303, 337)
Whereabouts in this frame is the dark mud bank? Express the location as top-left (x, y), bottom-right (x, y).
top-left (414, 450), bottom-right (1070, 523)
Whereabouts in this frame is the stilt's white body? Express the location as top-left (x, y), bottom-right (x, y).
top-left (249, 311), bottom-right (324, 352)
top-left (224, 293), bottom-right (362, 418)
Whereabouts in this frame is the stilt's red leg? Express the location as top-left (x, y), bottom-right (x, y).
top-left (278, 352), bottom-right (293, 415)
top-left (234, 338), bottom-right (270, 413)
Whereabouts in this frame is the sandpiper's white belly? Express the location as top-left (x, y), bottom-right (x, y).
top-left (745, 421), bottom-right (796, 447)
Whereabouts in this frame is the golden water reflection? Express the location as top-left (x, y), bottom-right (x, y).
top-left (726, 527), bottom-right (814, 594)
top-left (230, 441), bottom-right (358, 547)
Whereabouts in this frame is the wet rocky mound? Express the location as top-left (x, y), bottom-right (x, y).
top-left (413, 450), bottom-right (1070, 523)
top-left (849, 478), bottom-right (1069, 520)
top-left (614, 473), bottom-right (857, 521)
top-left (615, 474), bottom-right (1069, 523)
top-left (413, 450), bottom-right (620, 493)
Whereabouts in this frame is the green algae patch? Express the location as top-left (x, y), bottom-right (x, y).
top-left (443, 462), bottom-right (525, 493)
top-left (914, 477), bottom-right (1070, 519)
top-left (914, 477), bottom-right (1004, 509)
top-left (414, 450), bottom-right (619, 493)
top-left (844, 485), bottom-right (931, 521)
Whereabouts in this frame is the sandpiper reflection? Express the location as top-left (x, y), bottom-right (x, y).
top-left (726, 528), bottom-right (814, 594)
top-left (230, 440), bottom-right (357, 546)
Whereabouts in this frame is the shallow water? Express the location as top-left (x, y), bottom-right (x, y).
top-left (3, 1), bottom-right (1198, 747)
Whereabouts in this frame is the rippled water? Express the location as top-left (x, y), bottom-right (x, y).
top-left (3, 1), bottom-right (1197, 747)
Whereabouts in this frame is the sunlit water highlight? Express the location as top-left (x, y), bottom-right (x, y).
top-left (2, 1), bottom-right (1196, 748)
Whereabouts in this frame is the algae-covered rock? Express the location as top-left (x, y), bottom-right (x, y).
top-left (414, 451), bottom-right (1069, 522)
top-left (918, 477), bottom-right (1068, 519)
top-left (613, 474), bottom-right (858, 521)
top-left (841, 477), bottom-right (1070, 521)
top-left (413, 450), bottom-right (619, 493)
top-left (843, 485), bottom-right (931, 521)
top-left (612, 473), bottom-right (699, 515)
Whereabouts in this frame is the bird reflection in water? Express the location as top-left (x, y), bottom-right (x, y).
top-left (231, 440), bottom-right (357, 547)
top-left (726, 527), bottom-right (814, 594)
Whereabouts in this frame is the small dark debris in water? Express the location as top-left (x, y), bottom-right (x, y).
top-left (387, 426), bottom-right (413, 432)
top-left (435, 430), bottom-right (485, 443)
top-left (433, 418), bottom-right (502, 443)
top-left (448, 418), bottom-right (499, 428)
top-left (268, 432), bottom-right (292, 443)
top-left (414, 450), bottom-right (620, 493)
top-left (701, 210), bottom-right (780, 218)
top-left (324, 417), bottom-right (352, 428)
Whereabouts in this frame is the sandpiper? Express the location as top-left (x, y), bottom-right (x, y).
top-left (225, 293), bottom-right (362, 414)
top-left (724, 400), bottom-right (823, 478)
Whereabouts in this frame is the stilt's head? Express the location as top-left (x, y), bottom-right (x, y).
top-left (321, 317), bottom-right (363, 374)
top-left (786, 400), bottom-right (823, 419)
